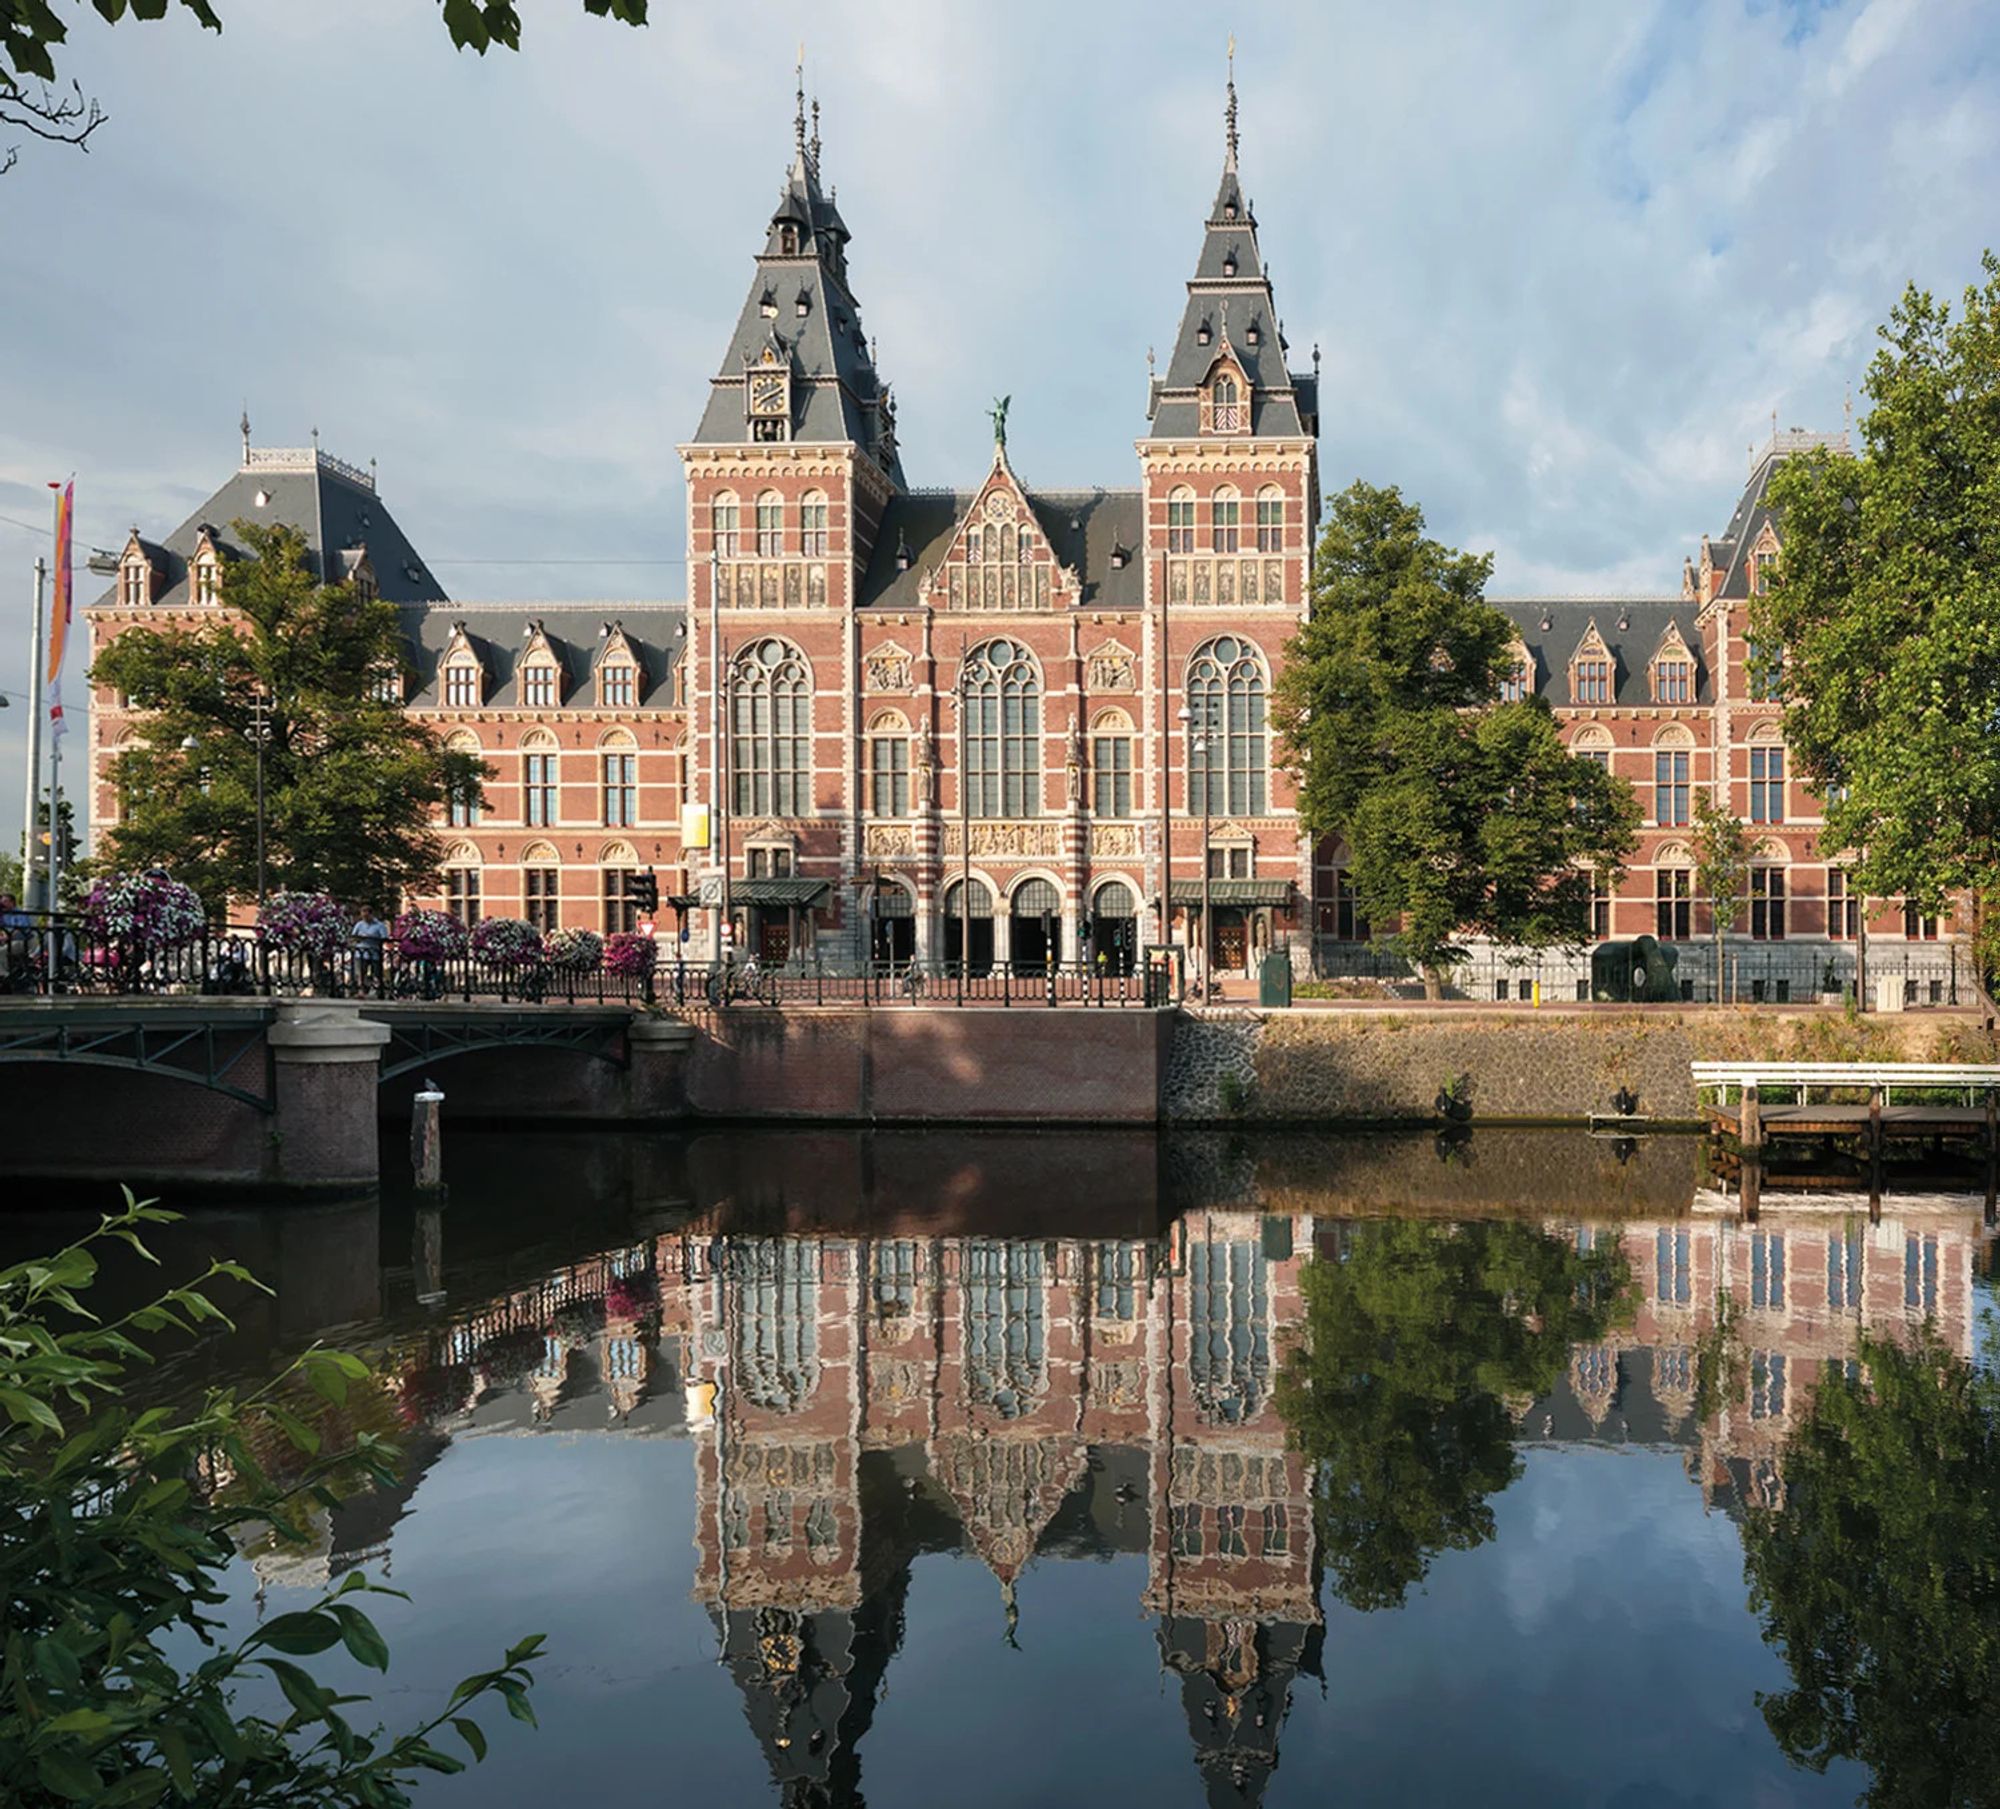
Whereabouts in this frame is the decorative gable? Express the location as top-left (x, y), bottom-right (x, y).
top-left (1498, 638), bottom-right (1534, 702)
top-left (1198, 346), bottom-right (1251, 436)
top-left (439, 622), bottom-right (486, 708)
top-left (516, 620), bottom-right (563, 708)
top-left (594, 622), bottom-right (643, 706)
top-left (1085, 639), bottom-right (1137, 691)
top-left (1569, 621), bottom-right (1615, 706)
top-left (863, 640), bottom-right (913, 691)
top-left (926, 452), bottom-right (1079, 613)
top-left (189, 525), bottom-right (226, 607)
top-left (1649, 621), bottom-right (1697, 705)
top-left (116, 531), bottom-right (158, 608)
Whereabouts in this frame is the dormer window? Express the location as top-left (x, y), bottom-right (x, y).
top-left (1222, 248), bottom-right (1238, 276)
top-left (1654, 654), bottom-right (1692, 704)
top-left (353, 568), bottom-right (377, 606)
top-left (1196, 319), bottom-right (1212, 346)
top-left (601, 661), bottom-right (636, 709)
top-left (443, 656), bottom-right (480, 710)
top-left (1575, 656), bottom-right (1612, 705)
top-left (1245, 320), bottom-right (1260, 345)
top-left (1223, 199), bottom-right (1238, 220)
top-left (1755, 550), bottom-right (1780, 595)
top-left (520, 656), bottom-right (559, 709)
top-left (193, 556), bottom-right (221, 606)
top-left (120, 558), bottom-right (147, 607)
top-left (1208, 372), bottom-right (1244, 434)
top-left (759, 288), bottom-right (778, 319)
top-left (778, 225), bottom-right (799, 255)
top-left (1498, 650), bottom-right (1531, 703)
top-left (369, 665), bottom-right (403, 704)
top-left (795, 289), bottom-right (811, 317)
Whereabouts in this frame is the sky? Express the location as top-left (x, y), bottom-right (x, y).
top-left (2, 0), bottom-right (1997, 846)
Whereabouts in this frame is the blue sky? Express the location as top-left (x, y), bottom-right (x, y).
top-left (2, 0), bottom-right (1997, 840)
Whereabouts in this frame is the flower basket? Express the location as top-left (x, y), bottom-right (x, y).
top-left (547, 927), bottom-right (604, 973)
top-left (605, 1273), bottom-right (657, 1321)
top-left (604, 931), bottom-right (656, 981)
top-left (391, 908), bottom-right (467, 963)
top-left (470, 916), bottom-right (545, 972)
top-left (86, 872), bottom-right (206, 950)
top-left (258, 890), bottom-right (348, 961)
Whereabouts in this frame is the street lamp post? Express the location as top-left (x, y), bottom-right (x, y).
top-left (249, 687), bottom-right (270, 909)
top-left (1178, 703), bottom-right (1215, 992)
top-left (943, 637), bottom-right (974, 1003)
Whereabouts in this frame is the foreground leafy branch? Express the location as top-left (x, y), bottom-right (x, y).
top-left (0, 1193), bottom-right (541, 1806)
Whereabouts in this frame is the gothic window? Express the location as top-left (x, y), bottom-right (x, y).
top-left (962, 638), bottom-right (1041, 817)
top-left (712, 492), bottom-right (740, 558)
top-left (1167, 486), bottom-right (1195, 555)
top-left (1211, 371), bottom-right (1243, 433)
top-left (964, 511), bottom-right (1037, 612)
top-left (1255, 486), bottom-right (1283, 553)
top-left (1750, 743), bottom-right (1785, 823)
top-left (522, 733), bottom-right (559, 827)
top-left (801, 490), bottom-right (828, 557)
top-left (731, 638), bottom-right (812, 817)
top-left (1187, 636), bottom-right (1267, 815)
top-left (869, 713), bottom-right (910, 817)
top-left (1091, 711), bottom-right (1133, 818)
top-left (1656, 864), bottom-right (1691, 939)
top-left (963, 1240), bottom-right (1045, 1419)
top-left (1751, 865), bottom-right (1786, 939)
top-left (601, 732), bottom-right (638, 827)
top-left (734, 1240), bottom-right (820, 1412)
top-left (755, 490), bottom-right (783, 558)
top-left (1189, 1237), bottom-right (1269, 1424)
top-left (1211, 486), bottom-right (1241, 554)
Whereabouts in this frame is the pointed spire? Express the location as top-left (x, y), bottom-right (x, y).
top-left (239, 404), bottom-right (251, 463)
top-left (794, 47), bottom-right (807, 158)
top-left (1224, 34), bottom-right (1239, 172)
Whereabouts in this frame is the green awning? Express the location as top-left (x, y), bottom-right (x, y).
top-left (1169, 880), bottom-right (1296, 908)
top-left (733, 878), bottom-right (832, 907)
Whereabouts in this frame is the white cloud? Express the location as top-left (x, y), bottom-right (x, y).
top-left (1, 0), bottom-right (1997, 832)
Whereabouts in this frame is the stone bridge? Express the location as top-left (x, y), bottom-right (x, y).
top-left (0, 999), bottom-right (694, 1194)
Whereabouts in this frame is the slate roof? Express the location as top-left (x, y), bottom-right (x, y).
top-left (1706, 430), bottom-right (1849, 601)
top-left (92, 450), bottom-right (447, 610)
top-left (400, 603), bottom-right (685, 710)
top-left (691, 129), bottom-right (904, 483)
top-left (855, 487), bottom-right (1145, 613)
top-left (1145, 97), bottom-right (1316, 442)
top-left (1490, 597), bottom-right (1710, 708)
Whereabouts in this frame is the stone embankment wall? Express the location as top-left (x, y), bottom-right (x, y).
top-left (1164, 1005), bottom-right (2000, 1126)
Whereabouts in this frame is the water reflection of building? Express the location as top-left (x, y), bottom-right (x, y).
top-left (362, 1196), bottom-right (1990, 1805)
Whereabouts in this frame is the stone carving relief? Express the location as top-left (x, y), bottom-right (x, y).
top-left (943, 821), bottom-right (1063, 858)
top-left (1086, 642), bottom-right (1136, 691)
top-left (1090, 823), bottom-right (1139, 858)
top-left (864, 643), bottom-right (912, 691)
top-left (863, 824), bottom-right (916, 859)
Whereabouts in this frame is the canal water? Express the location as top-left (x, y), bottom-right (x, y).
top-left (17, 1128), bottom-right (1997, 1807)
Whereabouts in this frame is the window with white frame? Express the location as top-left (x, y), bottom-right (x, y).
top-left (712, 492), bottom-right (740, 558)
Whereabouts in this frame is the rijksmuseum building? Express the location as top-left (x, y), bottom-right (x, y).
top-left (87, 76), bottom-right (1948, 981)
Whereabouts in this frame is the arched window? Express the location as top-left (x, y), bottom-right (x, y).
top-left (1167, 485), bottom-right (1196, 555)
top-left (755, 490), bottom-right (783, 558)
top-left (961, 638), bottom-right (1040, 817)
top-left (801, 490), bottom-right (828, 557)
top-left (443, 844), bottom-right (481, 927)
top-left (868, 710), bottom-right (910, 818)
top-left (1655, 844), bottom-right (1693, 940)
top-left (1652, 724), bottom-right (1693, 828)
top-left (1091, 708), bottom-right (1134, 818)
top-left (1210, 373), bottom-right (1242, 433)
top-left (442, 651), bottom-right (481, 710)
top-left (1012, 876), bottom-right (1060, 918)
top-left (1211, 486), bottom-right (1241, 554)
top-left (1749, 726), bottom-right (1786, 826)
top-left (733, 1240), bottom-right (819, 1412)
top-left (443, 730), bottom-right (483, 826)
top-left (731, 638), bottom-right (811, 817)
top-left (1187, 636), bottom-right (1267, 815)
top-left (1571, 724), bottom-right (1614, 771)
top-left (942, 877), bottom-right (994, 918)
top-left (712, 492), bottom-right (740, 559)
top-left (1255, 485), bottom-right (1283, 553)
top-left (521, 729), bottom-right (559, 828)
top-left (600, 728), bottom-right (638, 827)
top-left (521, 842), bottom-right (560, 934)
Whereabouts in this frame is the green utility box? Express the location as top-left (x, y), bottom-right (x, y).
top-left (1589, 935), bottom-right (1680, 1002)
top-left (1258, 951), bottom-right (1294, 1008)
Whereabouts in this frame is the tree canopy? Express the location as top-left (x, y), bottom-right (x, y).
top-left (1273, 482), bottom-right (1640, 981)
top-left (1758, 251), bottom-right (2000, 914)
top-left (1741, 1330), bottom-right (2000, 1808)
top-left (90, 520), bottom-right (486, 911)
top-left (1273, 1218), bottom-right (1630, 1611)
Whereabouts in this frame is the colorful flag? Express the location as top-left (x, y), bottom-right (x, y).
top-left (46, 480), bottom-right (73, 742)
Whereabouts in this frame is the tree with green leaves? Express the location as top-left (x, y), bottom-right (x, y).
top-left (1741, 1330), bottom-right (2000, 1808)
top-left (1689, 789), bottom-right (1750, 999)
top-left (1757, 252), bottom-right (2000, 929)
top-left (1273, 1218), bottom-right (1630, 1611)
top-left (2, 0), bottom-right (646, 170)
top-left (1274, 482), bottom-right (1640, 994)
top-left (0, 1193), bottom-right (541, 1804)
top-left (90, 520), bottom-right (486, 912)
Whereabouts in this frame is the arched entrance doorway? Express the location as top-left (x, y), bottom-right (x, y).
top-left (942, 878), bottom-right (994, 976)
top-left (1090, 880), bottom-right (1138, 976)
top-left (869, 880), bottom-right (916, 969)
top-left (1010, 877), bottom-right (1062, 976)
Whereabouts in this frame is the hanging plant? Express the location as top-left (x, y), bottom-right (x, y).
top-left (257, 890), bottom-right (349, 960)
top-left (470, 916), bottom-right (545, 971)
top-left (605, 1273), bottom-right (657, 1321)
top-left (546, 926), bottom-right (604, 972)
top-left (390, 908), bottom-right (467, 963)
top-left (85, 871), bottom-right (207, 949)
top-left (604, 931), bottom-right (656, 980)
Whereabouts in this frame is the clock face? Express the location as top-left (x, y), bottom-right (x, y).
top-left (750, 375), bottom-right (786, 415)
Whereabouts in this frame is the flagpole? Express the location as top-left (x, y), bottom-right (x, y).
top-left (20, 557), bottom-right (47, 910)
top-left (43, 480), bottom-right (73, 955)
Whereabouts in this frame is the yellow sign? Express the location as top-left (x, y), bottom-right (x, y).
top-left (681, 803), bottom-right (711, 850)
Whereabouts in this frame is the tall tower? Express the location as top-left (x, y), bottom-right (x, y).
top-left (680, 73), bottom-right (903, 961)
top-left (1137, 57), bottom-right (1320, 956)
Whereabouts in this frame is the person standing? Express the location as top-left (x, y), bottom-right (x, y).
top-left (352, 905), bottom-right (389, 996)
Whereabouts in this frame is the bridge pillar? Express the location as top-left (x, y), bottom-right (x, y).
top-left (267, 1003), bottom-right (392, 1190)
top-left (627, 1014), bottom-right (697, 1118)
